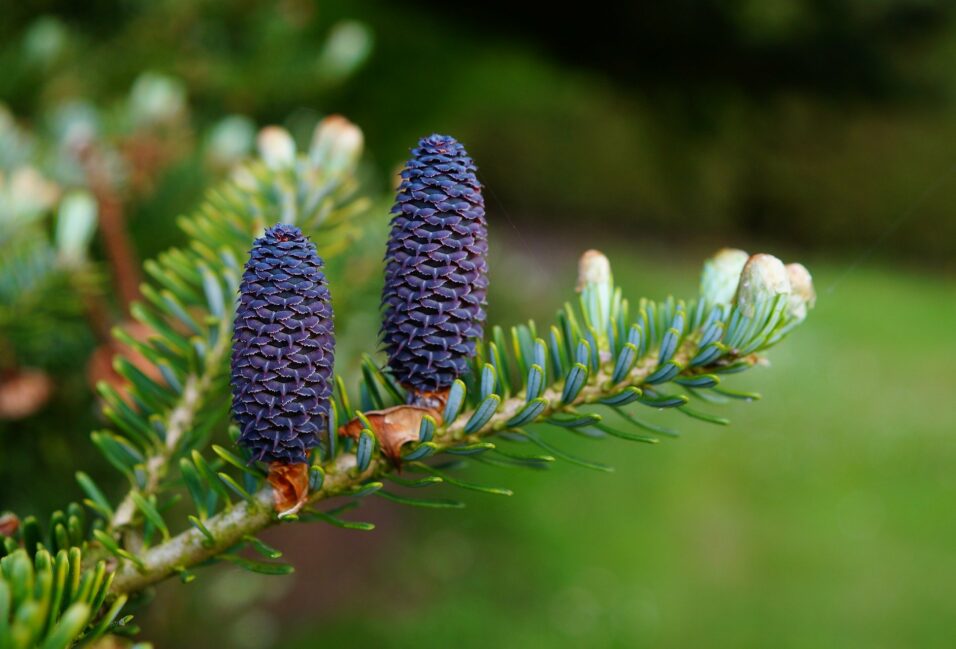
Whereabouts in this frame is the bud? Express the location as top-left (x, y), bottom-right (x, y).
top-left (577, 249), bottom-right (611, 289)
top-left (4, 166), bottom-right (60, 218)
top-left (700, 248), bottom-right (749, 305)
top-left (577, 249), bottom-right (613, 341)
top-left (206, 115), bottom-right (256, 169)
top-left (50, 100), bottom-right (100, 154)
top-left (128, 72), bottom-right (187, 127)
top-left (381, 134), bottom-right (488, 393)
top-left (256, 126), bottom-right (296, 169)
top-left (785, 262), bottom-right (815, 322)
top-left (735, 253), bottom-right (790, 318)
top-left (55, 190), bottom-right (98, 267)
top-left (231, 224), bottom-right (335, 464)
top-left (309, 115), bottom-right (364, 174)
top-left (316, 20), bottom-right (373, 82)
top-left (23, 16), bottom-right (67, 67)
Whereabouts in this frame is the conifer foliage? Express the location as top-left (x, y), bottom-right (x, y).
top-left (0, 118), bottom-right (814, 648)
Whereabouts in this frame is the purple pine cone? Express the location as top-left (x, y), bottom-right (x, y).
top-left (382, 134), bottom-right (488, 393)
top-left (231, 224), bottom-right (334, 464)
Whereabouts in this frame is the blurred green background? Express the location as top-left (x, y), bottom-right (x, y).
top-left (2, 1), bottom-right (956, 647)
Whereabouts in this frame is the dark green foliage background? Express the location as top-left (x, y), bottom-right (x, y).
top-left (4, 0), bottom-right (956, 258)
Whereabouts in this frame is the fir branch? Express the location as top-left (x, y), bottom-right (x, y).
top-left (109, 317), bottom-right (231, 534)
top-left (106, 245), bottom-right (814, 598)
top-left (109, 336), bottom-right (729, 594)
top-left (91, 117), bottom-right (367, 543)
top-left (0, 545), bottom-right (131, 647)
top-left (6, 118), bottom-right (813, 649)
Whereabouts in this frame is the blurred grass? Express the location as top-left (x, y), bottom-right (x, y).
top-left (275, 241), bottom-right (956, 649)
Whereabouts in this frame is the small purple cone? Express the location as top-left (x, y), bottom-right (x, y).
top-left (231, 224), bottom-right (334, 464)
top-left (381, 134), bottom-right (488, 393)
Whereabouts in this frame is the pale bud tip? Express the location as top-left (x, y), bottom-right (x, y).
top-left (700, 247), bottom-right (749, 304)
top-left (310, 115), bottom-right (364, 172)
top-left (576, 249), bottom-right (612, 292)
top-left (736, 253), bottom-right (791, 318)
top-left (5, 166), bottom-right (61, 216)
top-left (56, 190), bottom-right (98, 266)
top-left (206, 115), bottom-right (256, 167)
top-left (257, 126), bottom-right (296, 168)
top-left (785, 262), bottom-right (815, 321)
top-left (128, 72), bottom-right (187, 126)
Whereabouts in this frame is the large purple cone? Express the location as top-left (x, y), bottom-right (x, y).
top-left (381, 134), bottom-right (488, 393)
top-left (231, 224), bottom-right (334, 464)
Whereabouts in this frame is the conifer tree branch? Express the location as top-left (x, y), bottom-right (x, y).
top-left (109, 339), bottom-right (713, 594)
top-left (95, 116), bottom-right (366, 543)
top-left (109, 320), bottom-right (232, 533)
top-left (2, 117), bottom-right (814, 649)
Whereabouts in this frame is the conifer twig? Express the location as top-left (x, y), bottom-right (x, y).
top-left (110, 342), bottom-right (709, 594)
top-left (109, 316), bottom-right (233, 534)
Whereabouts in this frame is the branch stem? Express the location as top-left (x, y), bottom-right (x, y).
top-left (109, 343), bottom-right (724, 594)
top-left (109, 319), bottom-right (232, 535)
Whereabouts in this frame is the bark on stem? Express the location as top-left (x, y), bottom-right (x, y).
top-left (110, 343), bottom-right (727, 595)
top-left (109, 313), bottom-right (233, 533)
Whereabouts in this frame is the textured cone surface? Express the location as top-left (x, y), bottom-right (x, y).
top-left (231, 224), bottom-right (334, 464)
top-left (382, 134), bottom-right (488, 392)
